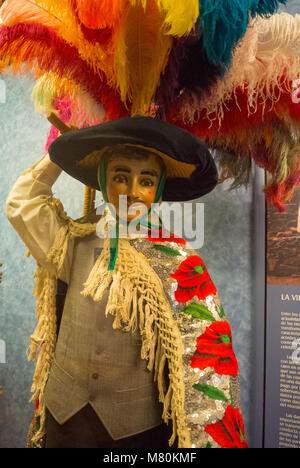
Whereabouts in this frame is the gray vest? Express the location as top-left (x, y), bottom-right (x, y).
top-left (44, 233), bottom-right (164, 440)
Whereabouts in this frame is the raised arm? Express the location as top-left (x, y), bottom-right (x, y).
top-left (6, 154), bottom-right (72, 281)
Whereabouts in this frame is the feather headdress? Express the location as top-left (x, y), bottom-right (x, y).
top-left (0, 0), bottom-right (298, 212)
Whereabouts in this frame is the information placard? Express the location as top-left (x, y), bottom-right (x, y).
top-left (264, 186), bottom-right (300, 448)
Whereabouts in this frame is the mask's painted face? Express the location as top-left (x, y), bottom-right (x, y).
top-left (106, 153), bottom-right (163, 221)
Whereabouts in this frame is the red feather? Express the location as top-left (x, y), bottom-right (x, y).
top-left (0, 23), bottom-right (128, 120)
top-left (165, 81), bottom-right (300, 211)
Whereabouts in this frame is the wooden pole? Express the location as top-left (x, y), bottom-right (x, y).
top-left (47, 112), bottom-right (72, 134)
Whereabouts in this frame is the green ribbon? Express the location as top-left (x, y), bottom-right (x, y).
top-left (97, 152), bottom-right (166, 270)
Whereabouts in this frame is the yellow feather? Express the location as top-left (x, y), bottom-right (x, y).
top-left (115, 0), bottom-right (172, 115)
top-left (129, 0), bottom-right (199, 36)
top-left (129, 0), bottom-right (148, 8)
top-left (157, 0), bottom-right (199, 37)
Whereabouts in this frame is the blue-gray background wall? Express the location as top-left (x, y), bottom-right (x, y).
top-left (0, 0), bottom-right (299, 448)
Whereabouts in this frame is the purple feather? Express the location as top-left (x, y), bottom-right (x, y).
top-left (155, 35), bottom-right (226, 119)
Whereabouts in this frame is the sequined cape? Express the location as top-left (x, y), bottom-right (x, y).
top-left (128, 234), bottom-right (247, 449)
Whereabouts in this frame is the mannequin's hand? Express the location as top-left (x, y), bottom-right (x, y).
top-left (32, 153), bottom-right (63, 185)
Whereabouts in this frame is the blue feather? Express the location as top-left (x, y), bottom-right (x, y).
top-left (198, 0), bottom-right (287, 65)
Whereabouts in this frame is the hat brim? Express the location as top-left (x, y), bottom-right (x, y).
top-left (48, 116), bottom-right (218, 201)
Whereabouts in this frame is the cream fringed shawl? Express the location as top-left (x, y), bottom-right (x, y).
top-left (27, 197), bottom-right (190, 447)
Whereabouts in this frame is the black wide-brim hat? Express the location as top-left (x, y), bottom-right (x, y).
top-left (48, 116), bottom-right (218, 202)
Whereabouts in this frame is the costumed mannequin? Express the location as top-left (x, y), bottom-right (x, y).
top-left (2, 0), bottom-right (300, 451)
top-left (6, 116), bottom-right (248, 448)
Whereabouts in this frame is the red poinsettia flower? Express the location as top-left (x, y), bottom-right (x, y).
top-left (147, 228), bottom-right (186, 245)
top-left (170, 255), bottom-right (216, 302)
top-left (205, 405), bottom-right (248, 448)
top-left (191, 321), bottom-right (238, 376)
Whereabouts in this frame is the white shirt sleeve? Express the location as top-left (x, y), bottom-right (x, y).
top-left (5, 155), bottom-right (74, 283)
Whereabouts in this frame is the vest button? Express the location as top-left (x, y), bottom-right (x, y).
top-left (92, 373), bottom-right (99, 380)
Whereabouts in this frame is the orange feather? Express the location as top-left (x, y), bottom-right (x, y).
top-left (75, 0), bottom-right (123, 29)
top-left (0, 0), bottom-right (61, 28)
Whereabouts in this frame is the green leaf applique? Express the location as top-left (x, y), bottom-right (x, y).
top-left (152, 244), bottom-right (181, 257)
top-left (216, 303), bottom-right (225, 318)
top-left (194, 264), bottom-right (204, 274)
top-left (193, 383), bottom-right (228, 402)
top-left (221, 334), bottom-right (231, 344)
top-left (184, 303), bottom-right (216, 322)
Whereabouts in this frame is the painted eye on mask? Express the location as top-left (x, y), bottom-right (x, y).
top-left (140, 178), bottom-right (155, 187)
top-left (113, 174), bottom-right (128, 184)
